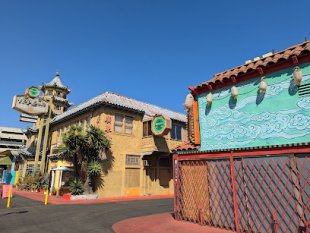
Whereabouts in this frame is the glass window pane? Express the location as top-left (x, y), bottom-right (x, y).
top-left (125, 116), bottom-right (133, 125)
top-left (115, 125), bottom-right (122, 133)
top-left (125, 116), bottom-right (133, 134)
top-left (171, 124), bottom-right (176, 139)
top-left (115, 114), bottom-right (123, 123)
top-left (125, 127), bottom-right (132, 134)
top-left (143, 121), bottom-right (152, 137)
top-left (126, 155), bottom-right (140, 166)
top-left (148, 121), bottom-right (152, 136)
top-left (115, 114), bottom-right (123, 133)
top-left (176, 125), bottom-right (182, 140)
top-left (171, 121), bottom-right (182, 141)
top-left (143, 122), bottom-right (147, 137)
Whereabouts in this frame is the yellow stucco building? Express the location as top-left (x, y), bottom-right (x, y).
top-left (48, 92), bottom-right (187, 198)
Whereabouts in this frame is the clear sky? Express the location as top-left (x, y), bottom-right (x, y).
top-left (0, 0), bottom-right (309, 128)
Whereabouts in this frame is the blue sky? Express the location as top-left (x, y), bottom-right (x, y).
top-left (0, 0), bottom-right (309, 128)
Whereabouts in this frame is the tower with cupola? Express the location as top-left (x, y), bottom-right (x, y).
top-left (41, 72), bottom-right (72, 115)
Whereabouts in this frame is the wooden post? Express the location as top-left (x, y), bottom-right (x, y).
top-left (34, 117), bottom-right (44, 174)
top-left (40, 100), bottom-right (52, 174)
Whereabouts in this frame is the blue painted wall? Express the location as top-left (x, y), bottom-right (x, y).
top-left (198, 62), bottom-right (310, 151)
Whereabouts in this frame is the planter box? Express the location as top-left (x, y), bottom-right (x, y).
top-left (70, 194), bottom-right (98, 200)
top-left (63, 193), bottom-right (71, 200)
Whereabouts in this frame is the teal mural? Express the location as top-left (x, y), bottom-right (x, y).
top-left (198, 62), bottom-right (310, 151)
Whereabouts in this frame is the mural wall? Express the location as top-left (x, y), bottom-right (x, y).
top-left (198, 62), bottom-right (310, 151)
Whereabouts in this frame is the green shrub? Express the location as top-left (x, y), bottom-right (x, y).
top-left (69, 178), bottom-right (84, 195)
top-left (87, 160), bottom-right (102, 177)
top-left (38, 174), bottom-right (49, 190)
top-left (18, 172), bottom-right (49, 192)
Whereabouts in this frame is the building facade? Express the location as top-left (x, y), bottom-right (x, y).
top-left (173, 41), bottom-right (310, 233)
top-left (48, 92), bottom-right (187, 198)
top-left (0, 127), bottom-right (27, 153)
top-left (0, 127), bottom-right (27, 184)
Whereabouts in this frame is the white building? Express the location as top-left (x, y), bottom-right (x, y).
top-left (0, 127), bottom-right (27, 153)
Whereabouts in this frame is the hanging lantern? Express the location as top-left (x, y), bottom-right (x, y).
top-left (231, 86), bottom-right (238, 99)
top-left (293, 66), bottom-right (303, 86)
top-left (206, 93), bottom-right (213, 106)
top-left (259, 80), bottom-right (267, 94)
top-left (183, 93), bottom-right (194, 111)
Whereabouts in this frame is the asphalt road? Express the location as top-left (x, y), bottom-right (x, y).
top-left (0, 194), bottom-right (173, 233)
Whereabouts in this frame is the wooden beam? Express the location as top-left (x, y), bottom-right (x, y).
top-left (192, 100), bottom-right (200, 145)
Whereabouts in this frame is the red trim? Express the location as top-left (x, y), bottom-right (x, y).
top-left (188, 86), bottom-right (198, 95)
top-left (176, 146), bottom-right (310, 160)
top-left (256, 67), bottom-right (264, 75)
top-left (292, 55), bottom-right (299, 65)
top-left (195, 54), bottom-right (310, 95)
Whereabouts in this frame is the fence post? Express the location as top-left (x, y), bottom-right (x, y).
top-left (230, 151), bottom-right (240, 233)
top-left (173, 154), bottom-right (179, 221)
top-left (272, 212), bottom-right (279, 233)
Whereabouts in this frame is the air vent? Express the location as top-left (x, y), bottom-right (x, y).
top-left (298, 83), bottom-right (310, 97)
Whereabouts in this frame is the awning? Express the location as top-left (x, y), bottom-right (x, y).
top-left (141, 151), bottom-right (154, 160)
top-left (0, 148), bottom-right (32, 161)
top-left (141, 151), bottom-right (171, 160)
top-left (0, 157), bottom-right (12, 166)
top-left (51, 166), bottom-right (73, 171)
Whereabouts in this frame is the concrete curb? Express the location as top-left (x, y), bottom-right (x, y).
top-left (12, 188), bottom-right (173, 205)
top-left (112, 213), bottom-right (236, 233)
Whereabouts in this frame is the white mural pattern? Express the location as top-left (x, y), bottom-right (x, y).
top-left (199, 74), bottom-right (310, 150)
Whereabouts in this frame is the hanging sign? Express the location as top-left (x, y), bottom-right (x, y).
top-left (151, 115), bottom-right (171, 136)
top-left (12, 95), bottom-right (48, 116)
top-left (19, 113), bottom-right (38, 123)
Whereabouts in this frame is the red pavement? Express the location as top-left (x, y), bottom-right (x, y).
top-left (12, 188), bottom-right (173, 205)
top-left (113, 213), bottom-right (236, 233)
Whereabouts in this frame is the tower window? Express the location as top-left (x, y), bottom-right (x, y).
top-left (55, 105), bottom-right (61, 111)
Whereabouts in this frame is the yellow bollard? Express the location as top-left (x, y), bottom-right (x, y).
top-left (6, 187), bottom-right (12, 208)
top-left (44, 189), bottom-right (49, 205)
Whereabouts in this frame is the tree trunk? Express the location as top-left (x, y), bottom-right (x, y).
top-left (73, 154), bottom-right (80, 178)
top-left (83, 175), bottom-right (93, 194)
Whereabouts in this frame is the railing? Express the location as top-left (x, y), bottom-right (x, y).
top-left (174, 153), bottom-right (309, 233)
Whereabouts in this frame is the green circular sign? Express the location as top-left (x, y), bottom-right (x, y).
top-left (153, 116), bottom-right (166, 134)
top-left (152, 115), bottom-right (171, 136)
top-left (28, 87), bottom-right (40, 98)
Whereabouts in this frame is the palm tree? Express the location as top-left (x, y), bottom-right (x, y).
top-left (59, 125), bottom-right (111, 194)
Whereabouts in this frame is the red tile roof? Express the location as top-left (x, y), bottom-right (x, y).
top-left (172, 141), bottom-right (200, 152)
top-left (195, 40), bottom-right (310, 92)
